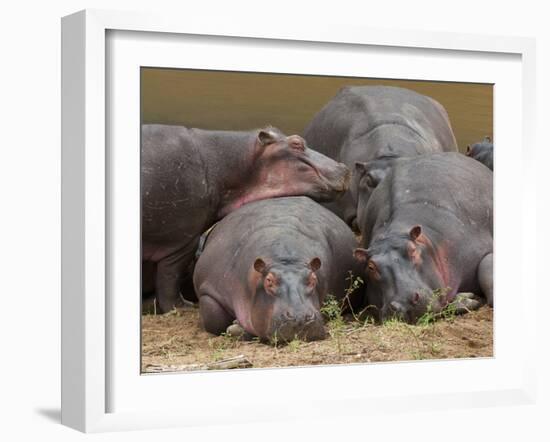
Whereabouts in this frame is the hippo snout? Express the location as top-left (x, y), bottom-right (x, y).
top-left (381, 300), bottom-right (410, 323)
top-left (389, 301), bottom-right (405, 314)
top-left (340, 165), bottom-right (352, 191)
top-left (283, 310), bottom-right (316, 322)
top-left (322, 163), bottom-right (351, 197)
top-left (382, 298), bottom-right (427, 324)
top-left (330, 162), bottom-right (351, 191)
top-left (271, 312), bottom-right (326, 342)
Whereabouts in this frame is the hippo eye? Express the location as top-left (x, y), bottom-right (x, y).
top-left (367, 260), bottom-right (380, 280)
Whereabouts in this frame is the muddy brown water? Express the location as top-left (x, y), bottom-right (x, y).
top-left (141, 68), bottom-right (493, 153)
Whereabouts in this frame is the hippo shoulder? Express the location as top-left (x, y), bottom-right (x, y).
top-left (142, 123), bottom-right (190, 136)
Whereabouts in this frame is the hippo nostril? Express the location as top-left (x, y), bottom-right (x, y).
top-left (389, 301), bottom-right (403, 313)
top-left (284, 311), bottom-right (294, 320)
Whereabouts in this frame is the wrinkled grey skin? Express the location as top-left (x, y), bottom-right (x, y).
top-left (466, 136), bottom-right (493, 171)
top-left (354, 153), bottom-right (493, 324)
top-left (303, 86), bottom-right (458, 228)
top-left (193, 197), bottom-right (364, 342)
top-left (142, 125), bottom-right (350, 313)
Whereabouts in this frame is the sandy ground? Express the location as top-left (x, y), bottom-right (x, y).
top-left (141, 305), bottom-right (493, 373)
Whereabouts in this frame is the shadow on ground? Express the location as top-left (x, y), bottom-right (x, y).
top-left (35, 408), bottom-right (61, 423)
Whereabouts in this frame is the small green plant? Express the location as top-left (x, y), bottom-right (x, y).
top-left (269, 330), bottom-right (280, 348)
top-left (382, 316), bottom-right (405, 329)
top-left (441, 297), bottom-right (459, 322)
top-left (416, 307), bottom-right (436, 327)
top-left (361, 314), bottom-right (377, 327)
top-left (321, 294), bottom-right (347, 354)
top-left (287, 337), bottom-right (301, 353)
top-left (321, 294), bottom-right (342, 321)
top-left (416, 287), bottom-right (453, 326)
top-left (346, 271), bottom-right (364, 295)
top-left (341, 271), bottom-right (364, 320)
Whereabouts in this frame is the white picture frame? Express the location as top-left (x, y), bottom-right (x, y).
top-left (61, 9), bottom-right (537, 433)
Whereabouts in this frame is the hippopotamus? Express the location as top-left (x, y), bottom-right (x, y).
top-left (303, 85), bottom-right (458, 228)
top-left (142, 125), bottom-right (350, 313)
top-left (353, 153), bottom-right (493, 324)
top-left (466, 136), bottom-right (493, 171)
top-left (192, 196), bottom-right (364, 342)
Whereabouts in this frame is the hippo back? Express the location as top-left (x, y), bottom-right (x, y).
top-left (361, 152), bottom-right (493, 247)
top-left (303, 85), bottom-right (458, 161)
top-left (302, 86), bottom-right (458, 227)
top-left (194, 196), bottom-right (362, 304)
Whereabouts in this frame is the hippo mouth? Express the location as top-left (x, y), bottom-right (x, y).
top-left (270, 318), bottom-right (326, 343)
top-left (299, 156), bottom-right (350, 197)
top-left (382, 307), bottom-right (413, 324)
top-left (328, 169), bottom-right (351, 193)
top-left (325, 166), bottom-right (351, 193)
top-left (315, 167), bottom-right (351, 200)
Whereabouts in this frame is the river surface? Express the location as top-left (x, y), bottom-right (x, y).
top-left (141, 68), bottom-right (493, 153)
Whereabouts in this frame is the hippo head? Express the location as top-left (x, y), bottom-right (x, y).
top-left (354, 156), bottom-right (395, 204)
top-left (251, 128), bottom-right (350, 203)
top-left (353, 225), bottom-right (451, 324)
top-left (350, 156), bottom-right (397, 230)
top-left (466, 136), bottom-right (492, 157)
top-left (248, 257), bottom-right (326, 342)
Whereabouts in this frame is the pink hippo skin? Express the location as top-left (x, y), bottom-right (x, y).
top-left (141, 125), bottom-right (350, 313)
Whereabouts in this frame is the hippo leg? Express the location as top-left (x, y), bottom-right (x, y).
top-left (478, 253), bottom-right (493, 307)
top-left (198, 295), bottom-right (234, 335)
top-left (226, 322), bottom-right (256, 341)
top-left (452, 292), bottom-right (482, 314)
top-left (155, 247), bottom-right (195, 313)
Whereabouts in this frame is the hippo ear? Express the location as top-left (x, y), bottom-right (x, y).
top-left (409, 225), bottom-right (422, 242)
top-left (254, 258), bottom-right (267, 274)
top-left (356, 161), bottom-right (387, 188)
top-left (466, 145), bottom-right (471, 155)
top-left (309, 257), bottom-right (322, 272)
top-left (353, 248), bottom-right (369, 263)
top-left (484, 135), bottom-right (492, 142)
top-left (258, 129), bottom-right (279, 147)
top-left (366, 169), bottom-right (386, 188)
top-left (355, 162), bottom-right (368, 176)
